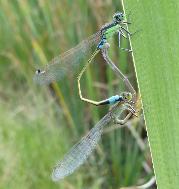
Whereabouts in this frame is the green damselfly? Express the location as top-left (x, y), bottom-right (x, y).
top-left (34, 12), bottom-right (135, 105)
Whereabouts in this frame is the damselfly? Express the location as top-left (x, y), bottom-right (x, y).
top-left (51, 92), bottom-right (136, 181)
top-left (34, 12), bottom-right (132, 85)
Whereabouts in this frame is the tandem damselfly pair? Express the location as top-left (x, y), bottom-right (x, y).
top-left (34, 12), bottom-right (137, 181)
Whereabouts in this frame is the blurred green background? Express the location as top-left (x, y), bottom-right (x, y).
top-left (0, 0), bottom-right (154, 188)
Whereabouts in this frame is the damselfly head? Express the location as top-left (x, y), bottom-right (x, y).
top-left (121, 92), bottom-right (132, 102)
top-left (113, 12), bottom-right (124, 23)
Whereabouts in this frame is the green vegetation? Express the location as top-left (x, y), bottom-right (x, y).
top-left (0, 1), bottom-right (154, 188)
top-left (123, 0), bottom-right (179, 188)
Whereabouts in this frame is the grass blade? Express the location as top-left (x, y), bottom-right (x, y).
top-left (122, 1), bottom-right (179, 188)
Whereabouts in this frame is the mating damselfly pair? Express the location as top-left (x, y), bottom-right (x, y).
top-left (34, 12), bottom-right (137, 181)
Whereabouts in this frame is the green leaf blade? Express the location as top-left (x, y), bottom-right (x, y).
top-left (122, 0), bottom-right (179, 188)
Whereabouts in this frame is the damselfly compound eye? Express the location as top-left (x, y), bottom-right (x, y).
top-left (113, 12), bottom-right (124, 23)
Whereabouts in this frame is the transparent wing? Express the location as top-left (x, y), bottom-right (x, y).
top-left (33, 31), bottom-right (101, 85)
top-left (51, 113), bottom-right (111, 181)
